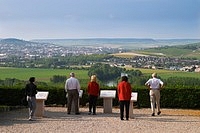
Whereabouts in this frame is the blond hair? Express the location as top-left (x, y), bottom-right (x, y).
top-left (91, 75), bottom-right (97, 82)
top-left (152, 72), bottom-right (157, 77)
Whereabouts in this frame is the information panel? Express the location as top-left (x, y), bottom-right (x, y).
top-left (36, 91), bottom-right (49, 100)
top-left (100, 90), bottom-right (116, 98)
top-left (131, 92), bottom-right (138, 101)
top-left (79, 90), bottom-right (83, 98)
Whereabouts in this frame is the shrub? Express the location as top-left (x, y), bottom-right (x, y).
top-left (0, 87), bottom-right (200, 109)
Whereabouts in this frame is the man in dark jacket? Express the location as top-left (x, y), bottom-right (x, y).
top-left (25, 77), bottom-right (37, 121)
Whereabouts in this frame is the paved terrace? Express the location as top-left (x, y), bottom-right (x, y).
top-left (0, 107), bottom-right (200, 133)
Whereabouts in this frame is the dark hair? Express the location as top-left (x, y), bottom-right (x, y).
top-left (70, 72), bottom-right (75, 77)
top-left (121, 76), bottom-right (128, 82)
top-left (29, 77), bottom-right (35, 82)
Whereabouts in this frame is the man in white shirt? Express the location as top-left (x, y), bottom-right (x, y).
top-left (65, 72), bottom-right (81, 115)
top-left (145, 73), bottom-right (164, 116)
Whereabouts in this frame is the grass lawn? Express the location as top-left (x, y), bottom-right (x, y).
top-left (0, 67), bottom-right (200, 83)
top-left (125, 67), bottom-right (200, 79)
top-left (141, 69), bottom-right (200, 79)
top-left (0, 67), bottom-right (89, 82)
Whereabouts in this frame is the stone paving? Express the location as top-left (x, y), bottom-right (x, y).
top-left (0, 107), bottom-right (200, 133)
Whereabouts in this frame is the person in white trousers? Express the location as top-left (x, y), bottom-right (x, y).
top-left (145, 73), bottom-right (164, 116)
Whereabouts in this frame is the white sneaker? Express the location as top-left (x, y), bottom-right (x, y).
top-left (28, 117), bottom-right (32, 121)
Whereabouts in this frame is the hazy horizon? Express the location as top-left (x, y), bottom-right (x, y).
top-left (31, 38), bottom-right (200, 49)
top-left (1, 37), bottom-right (200, 41)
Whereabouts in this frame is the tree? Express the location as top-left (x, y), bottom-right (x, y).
top-left (88, 63), bottom-right (123, 82)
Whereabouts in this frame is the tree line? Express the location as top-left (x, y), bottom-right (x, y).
top-left (1, 63), bottom-right (200, 89)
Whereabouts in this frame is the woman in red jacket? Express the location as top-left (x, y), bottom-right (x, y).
top-left (87, 75), bottom-right (100, 115)
top-left (117, 76), bottom-right (132, 120)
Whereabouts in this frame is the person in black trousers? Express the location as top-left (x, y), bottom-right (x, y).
top-left (25, 77), bottom-right (37, 121)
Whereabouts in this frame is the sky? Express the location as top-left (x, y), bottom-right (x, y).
top-left (0, 0), bottom-right (199, 40)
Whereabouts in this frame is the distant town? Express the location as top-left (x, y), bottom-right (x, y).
top-left (0, 38), bottom-right (200, 72)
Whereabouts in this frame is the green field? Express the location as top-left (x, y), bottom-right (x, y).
top-left (137, 68), bottom-right (200, 79)
top-left (0, 67), bottom-right (200, 83)
top-left (0, 67), bottom-right (89, 82)
top-left (137, 43), bottom-right (200, 59)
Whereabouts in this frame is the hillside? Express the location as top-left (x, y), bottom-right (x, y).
top-left (136, 42), bottom-right (200, 59)
top-left (1, 38), bottom-right (200, 59)
top-left (32, 38), bottom-right (200, 49)
top-left (0, 38), bottom-right (33, 45)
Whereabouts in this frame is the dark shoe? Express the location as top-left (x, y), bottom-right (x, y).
top-left (88, 112), bottom-right (92, 115)
top-left (67, 112), bottom-right (70, 115)
top-left (75, 112), bottom-right (80, 115)
top-left (157, 111), bottom-right (161, 115)
top-left (151, 113), bottom-right (155, 116)
top-left (92, 113), bottom-right (96, 115)
top-left (121, 118), bottom-right (124, 120)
